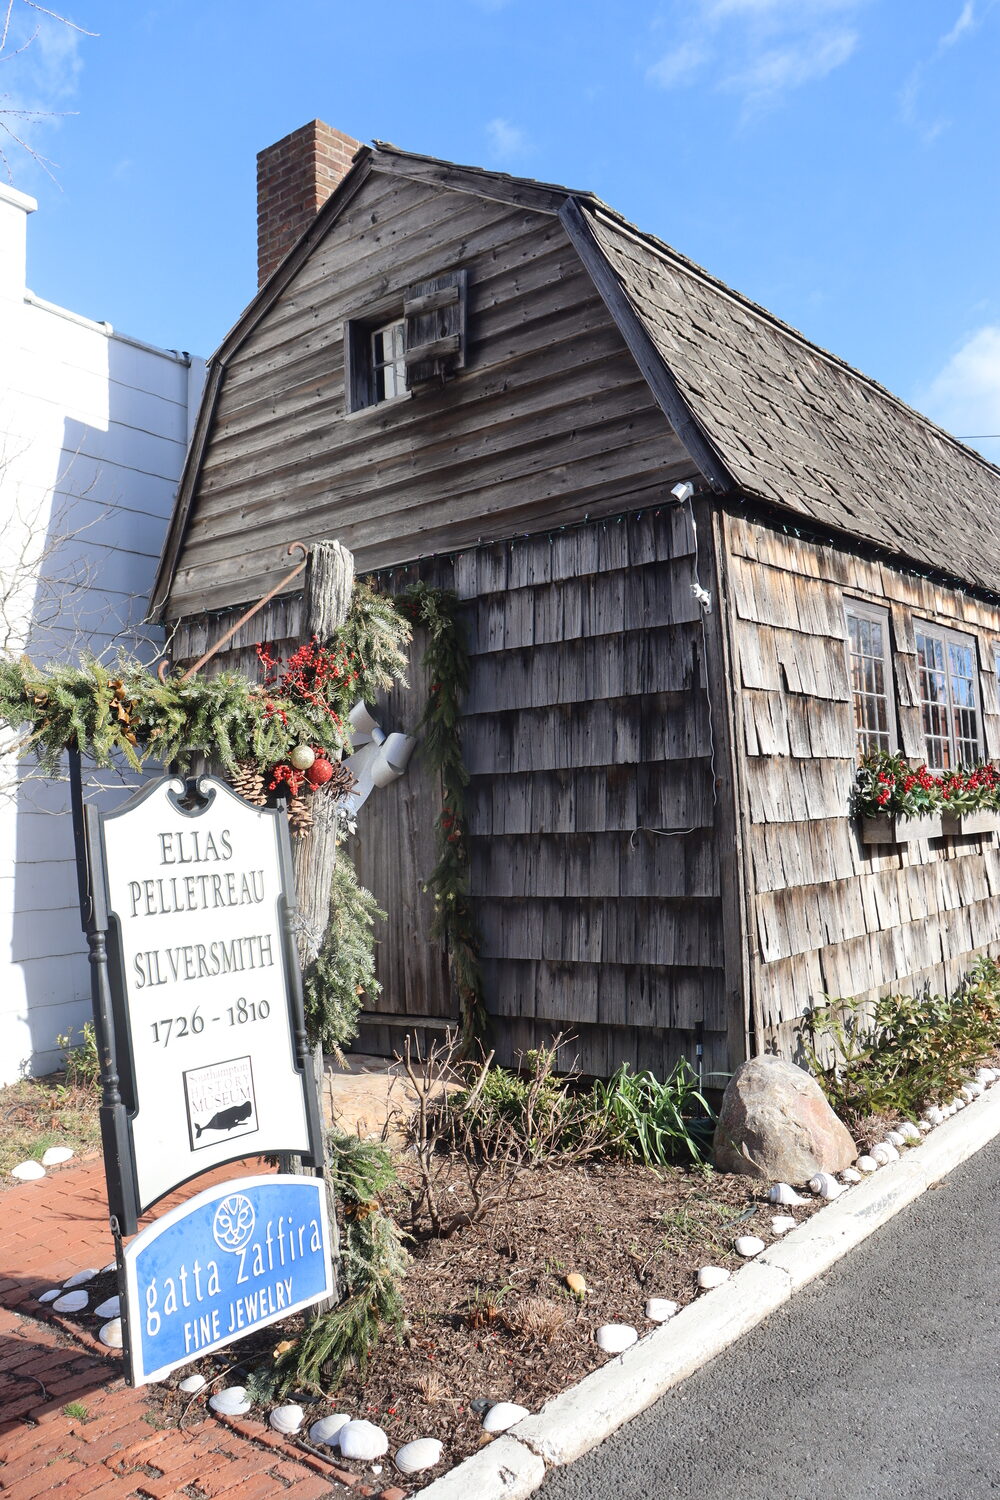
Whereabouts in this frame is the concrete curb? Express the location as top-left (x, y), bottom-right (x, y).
top-left (413, 1083), bottom-right (1000, 1498)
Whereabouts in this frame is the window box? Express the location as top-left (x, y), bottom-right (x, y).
top-left (860, 813), bottom-right (944, 845)
top-left (940, 809), bottom-right (1000, 838)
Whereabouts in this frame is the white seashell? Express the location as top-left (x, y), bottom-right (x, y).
top-left (976, 1068), bottom-right (996, 1086)
top-left (94, 1296), bottom-right (120, 1319)
top-left (897, 1122), bottom-right (921, 1144)
top-left (952, 1098), bottom-right (965, 1111)
top-left (53, 1290), bottom-right (89, 1313)
top-left (925, 1106), bottom-right (945, 1126)
top-left (886, 1130), bottom-right (906, 1148)
top-left (269, 1404), bottom-right (304, 1435)
top-left (917, 1119), bottom-right (932, 1133)
top-left (808, 1172), bottom-right (843, 1200)
top-left (338, 1420), bottom-right (389, 1459)
top-left (645, 1298), bottom-right (679, 1322)
top-left (960, 1086), bottom-right (976, 1102)
top-left (856, 1155), bottom-right (878, 1172)
top-left (697, 1265), bottom-right (731, 1290)
top-left (11, 1161), bottom-right (45, 1181)
top-left (99, 1318), bottom-right (123, 1348)
top-left (41, 1147), bottom-right (74, 1166)
top-left (64, 1269), bottom-right (98, 1288)
top-left (967, 1082), bottom-right (984, 1098)
top-left (734, 1235), bottom-right (765, 1257)
top-left (770, 1215), bottom-right (796, 1234)
top-left (840, 1167), bottom-right (862, 1184)
top-left (596, 1323), bottom-right (638, 1353)
top-left (395, 1438), bottom-right (444, 1475)
top-left (870, 1143), bottom-right (899, 1166)
top-left (38, 1288), bottom-right (61, 1303)
top-left (179, 1374), bottom-right (206, 1393)
top-left (482, 1402), bottom-right (530, 1434)
top-left (769, 1183), bottom-right (807, 1205)
top-left (209, 1386), bottom-right (252, 1416)
top-left (309, 1413), bottom-right (350, 1445)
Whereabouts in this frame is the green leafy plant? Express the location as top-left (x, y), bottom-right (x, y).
top-left (853, 750), bottom-right (1000, 820)
top-left (801, 957), bottom-right (1000, 1126)
top-left (592, 1059), bottom-right (717, 1167)
top-left (56, 1021), bottom-right (101, 1092)
top-left (62, 1401), bottom-right (89, 1421)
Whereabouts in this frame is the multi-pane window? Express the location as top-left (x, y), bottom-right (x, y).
top-left (914, 622), bottom-right (981, 768)
top-left (345, 313), bottom-right (408, 411)
top-left (370, 319), bottom-right (407, 402)
top-left (845, 602), bottom-right (896, 754)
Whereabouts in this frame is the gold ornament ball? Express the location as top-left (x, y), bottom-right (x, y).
top-left (289, 744), bottom-right (316, 771)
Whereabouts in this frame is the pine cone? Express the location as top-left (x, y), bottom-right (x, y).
top-left (288, 795), bottom-right (313, 839)
top-left (229, 758), bottom-right (267, 807)
top-left (327, 761), bottom-right (359, 800)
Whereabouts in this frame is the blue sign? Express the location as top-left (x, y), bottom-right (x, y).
top-left (122, 1174), bottom-right (333, 1385)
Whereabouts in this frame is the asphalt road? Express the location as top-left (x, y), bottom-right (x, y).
top-left (538, 1136), bottom-right (1000, 1500)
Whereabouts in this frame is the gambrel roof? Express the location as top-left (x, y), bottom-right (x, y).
top-left (154, 143), bottom-right (1000, 616)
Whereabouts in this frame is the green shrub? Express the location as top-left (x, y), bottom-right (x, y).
top-left (56, 1021), bottom-right (101, 1092)
top-left (802, 957), bottom-right (1000, 1125)
top-left (592, 1059), bottom-right (717, 1167)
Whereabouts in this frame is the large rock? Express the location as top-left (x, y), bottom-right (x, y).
top-left (713, 1055), bottom-right (856, 1181)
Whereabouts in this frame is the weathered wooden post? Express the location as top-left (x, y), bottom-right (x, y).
top-left (291, 539), bottom-right (355, 973)
top-left (288, 541), bottom-right (355, 1304)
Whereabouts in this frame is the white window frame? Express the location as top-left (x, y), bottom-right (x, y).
top-left (844, 600), bottom-right (897, 756)
top-left (913, 618), bottom-right (982, 769)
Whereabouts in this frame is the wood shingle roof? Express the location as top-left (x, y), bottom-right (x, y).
top-left (578, 200), bottom-right (1000, 593)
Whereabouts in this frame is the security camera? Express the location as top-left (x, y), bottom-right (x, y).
top-left (670, 481), bottom-right (695, 503)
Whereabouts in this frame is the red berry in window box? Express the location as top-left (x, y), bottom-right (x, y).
top-left (304, 755), bottom-right (334, 788)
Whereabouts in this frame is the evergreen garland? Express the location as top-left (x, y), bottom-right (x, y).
top-left (0, 581), bottom-right (410, 775)
top-left (396, 581), bottom-right (487, 1051)
top-left (273, 1132), bottom-right (407, 1395)
top-left (303, 857), bottom-right (386, 1057)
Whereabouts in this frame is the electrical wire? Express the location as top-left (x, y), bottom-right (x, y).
top-left (630, 491), bottom-right (719, 844)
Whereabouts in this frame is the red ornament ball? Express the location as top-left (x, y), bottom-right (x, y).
top-left (304, 756), bottom-right (334, 788)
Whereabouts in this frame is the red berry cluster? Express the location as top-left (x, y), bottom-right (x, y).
top-left (255, 636), bottom-right (366, 725)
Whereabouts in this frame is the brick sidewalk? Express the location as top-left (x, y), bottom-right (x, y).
top-left (0, 1157), bottom-right (407, 1500)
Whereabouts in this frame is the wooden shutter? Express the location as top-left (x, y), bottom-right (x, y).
top-left (403, 269), bottom-right (468, 386)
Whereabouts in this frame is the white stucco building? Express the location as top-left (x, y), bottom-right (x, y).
top-left (0, 180), bottom-right (204, 1083)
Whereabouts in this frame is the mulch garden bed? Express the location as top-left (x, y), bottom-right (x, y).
top-left (1, 1073), bottom-right (825, 1492)
top-left (143, 1153), bottom-right (824, 1488)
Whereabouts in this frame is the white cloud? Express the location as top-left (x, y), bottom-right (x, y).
top-left (485, 117), bottom-right (529, 162)
top-left (646, 41), bottom-right (707, 89)
top-left (724, 28), bottom-right (857, 101)
top-left (919, 326), bottom-right (1000, 459)
top-left (645, 0), bottom-right (864, 108)
top-left (940, 1), bottom-right (976, 46)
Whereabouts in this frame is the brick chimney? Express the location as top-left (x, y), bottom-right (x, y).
top-left (256, 120), bottom-right (361, 287)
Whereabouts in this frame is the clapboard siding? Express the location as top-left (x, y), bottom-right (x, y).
top-left (723, 508), bottom-right (1000, 1052)
top-left (165, 170), bottom-right (693, 618)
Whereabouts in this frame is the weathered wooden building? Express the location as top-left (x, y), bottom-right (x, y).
top-left (152, 122), bottom-right (1000, 1081)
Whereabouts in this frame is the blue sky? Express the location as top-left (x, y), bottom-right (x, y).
top-left (5, 0), bottom-right (1000, 463)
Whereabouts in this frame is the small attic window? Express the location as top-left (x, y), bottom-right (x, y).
top-left (345, 269), bottom-right (468, 413)
top-left (346, 314), bottom-right (407, 412)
